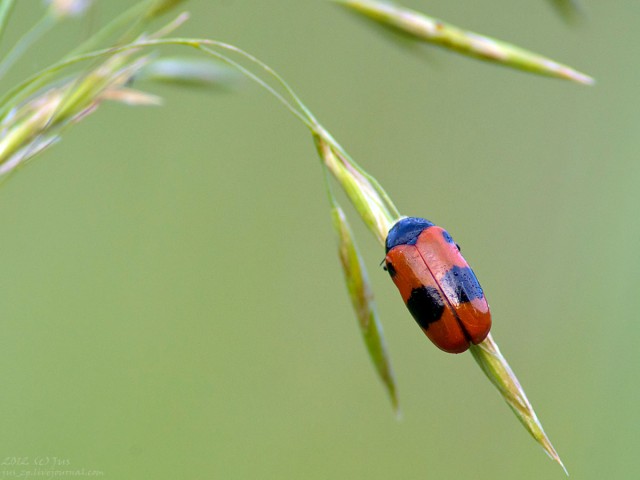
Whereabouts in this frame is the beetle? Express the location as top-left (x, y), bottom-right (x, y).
top-left (384, 217), bottom-right (491, 353)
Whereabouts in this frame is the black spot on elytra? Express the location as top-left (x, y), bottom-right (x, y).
top-left (441, 230), bottom-right (461, 251)
top-left (406, 286), bottom-right (445, 330)
top-left (385, 262), bottom-right (397, 278)
top-left (385, 217), bottom-right (434, 253)
top-left (440, 266), bottom-right (484, 304)
top-left (442, 230), bottom-right (454, 244)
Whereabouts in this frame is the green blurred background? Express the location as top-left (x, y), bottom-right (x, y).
top-left (1, 1), bottom-right (638, 478)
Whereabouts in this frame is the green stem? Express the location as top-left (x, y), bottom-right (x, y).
top-left (0, 12), bottom-right (55, 78)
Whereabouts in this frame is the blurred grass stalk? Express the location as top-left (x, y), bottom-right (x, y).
top-left (0, 0), bottom-right (233, 179)
top-left (336, 0), bottom-right (593, 85)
